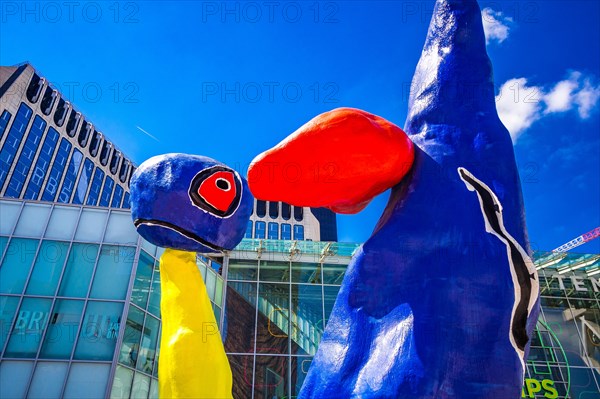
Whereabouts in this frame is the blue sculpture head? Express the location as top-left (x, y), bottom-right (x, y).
top-left (130, 153), bottom-right (253, 253)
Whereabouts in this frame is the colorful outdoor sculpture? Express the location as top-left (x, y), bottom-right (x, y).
top-left (130, 154), bottom-right (253, 398)
top-left (130, 0), bottom-right (539, 397)
top-left (249, 0), bottom-right (540, 398)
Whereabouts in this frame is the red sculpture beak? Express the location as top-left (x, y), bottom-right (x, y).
top-left (248, 107), bottom-right (415, 214)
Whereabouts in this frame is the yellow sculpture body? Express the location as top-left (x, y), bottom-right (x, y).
top-left (158, 249), bottom-right (233, 399)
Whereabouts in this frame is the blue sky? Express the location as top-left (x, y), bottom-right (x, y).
top-left (1, 0), bottom-right (599, 252)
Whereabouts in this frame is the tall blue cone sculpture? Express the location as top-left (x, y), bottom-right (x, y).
top-left (298, 0), bottom-right (540, 397)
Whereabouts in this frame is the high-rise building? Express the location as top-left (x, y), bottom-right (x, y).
top-left (247, 200), bottom-right (337, 242)
top-left (0, 62), bottom-right (338, 242)
top-left (0, 64), bottom-right (134, 209)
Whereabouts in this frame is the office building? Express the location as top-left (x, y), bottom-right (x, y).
top-left (0, 64), bottom-right (134, 209)
top-left (1, 63), bottom-right (337, 243)
top-left (247, 200), bottom-right (338, 242)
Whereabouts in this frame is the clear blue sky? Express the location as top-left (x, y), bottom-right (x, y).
top-left (1, 1), bottom-right (599, 253)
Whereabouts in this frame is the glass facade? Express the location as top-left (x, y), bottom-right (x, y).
top-left (222, 239), bottom-right (358, 399)
top-left (1, 198), bottom-right (599, 398)
top-left (248, 199), bottom-right (334, 242)
top-left (57, 149), bottom-right (84, 203)
top-left (255, 221), bottom-right (266, 239)
top-left (0, 86), bottom-right (131, 208)
top-left (0, 199), bottom-right (139, 398)
top-left (73, 158), bottom-right (95, 205)
top-left (0, 103), bottom-right (33, 191)
top-left (0, 110), bottom-right (12, 139)
top-left (23, 126), bottom-right (60, 200)
top-left (268, 222), bottom-right (279, 240)
top-left (245, 221), bottom-right (253, 239)
top-left (4, 116), bottom-right (47, 198)
top-left (86, 168), bottom-right (105, 206)
top-left (310, 207), bottom-right (338, 242)
top-left (41, 138), bottom-right (72, 202)
top-left (0, 198), bottom-right (225, 399)
top-left (99, 177), bottom-right (115, 208)
top-left (526, 255), bottom-right (600, 398)
top-left (293, 225), bottom-right (304, 241)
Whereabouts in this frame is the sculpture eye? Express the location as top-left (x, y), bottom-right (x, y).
top-left (189, 167), bottom-right (241, 217)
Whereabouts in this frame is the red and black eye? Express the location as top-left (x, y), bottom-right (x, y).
top-left (189, 166), bottom-right (242, 217)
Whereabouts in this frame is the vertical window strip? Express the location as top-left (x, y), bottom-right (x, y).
top-left (41, 138), bottom-right (72, 202)
top-left (23, 127), bottom-right (60, 200)
top-left (0, 110), bottom-right (12, 140)
top-left (86, 168), bottom-right (105, 206)
top-left (111, 185), bottom-right (124, 208)
top-left (121, 192), bottom-right (131, 209)
top-left (293, 225), bottom-right (304, 240)
top-left (56, 149), bottom-right (83, 203)
top-left (72, 158), bottom-right (94, 205)
top-left (99, 177), bottom-right (115, 207)
top-left (0, 103), bottom-right (33, 191)
top-left (255, 221), bottom-right (266, 239)
top-left (4, 115), bottom-right (47, 198)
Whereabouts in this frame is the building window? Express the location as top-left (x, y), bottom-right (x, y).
top-left (118, 305), bottom-right (144, 368)
top-left (24, 126), bottom-right (60, 200)
top-left (77, 121), bottom-right (92, 147)
top-left (255, 221), bottom-right (266, 239)
top-left (0, 103), bottom-right (33, 191)
top-left (4, 115), bottom-right (47, 198)
top-left (0, 238), bottom-right (39, 294)
top-left (122, 192), bottom-right (131, 209)
top-left (111, 185), bottom-right (124, 208)
top-left (281, 223), bottom-right (291, 240)
top-left (268, 222), bottom-right (279, 239)
top-left (293, 225), bottom-right (304, 240)
top-left (90, 245), bottom-right (135, 300)
top-left (256, 200), bottom-right (266, 218)
top-left (57, 148), bottom-right (83, 203)
top-left (25, 241), bottom-right (70, 296)
top-left (294, 206), bottom-right (304, 221)
top-left (0, 296), bottom-right (20, 351)
top-left (72, 158), bottom-right (94, 204)
top-left (53, 98), bottom-right (69, 127)
top-left (136, 315), bottom-right (160, 373)
top-left (66, 110), bottom-right (81, 137)
top-left (4, 297), bottom-right (53, 357)
top-left (269, 201), bottom-right (279, 219)
top-left (99, 176), bottom-right (115, 207)
top-left (281, 202), bottom-right (291, 220)
top-left (100, 141), bottom-right (112, 166)
top-left (26, 73), bottom-right (44, 103)
top-left (86, 168), bottom-right (105, 206)
top-left (57, 243), bottom-right (99, 297)
top-left (41, 138), bottom-right (72, 202)
top-left (0, 110), bottom-right (12, 140)
top-left (74, 300), bottom-right (124, 360)
top-left (40, 299), bottom-right (85, 359)
top-left (40, 87), bottom-right (57, 116)
top-left (245, 220), bottom-right (253, 238)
